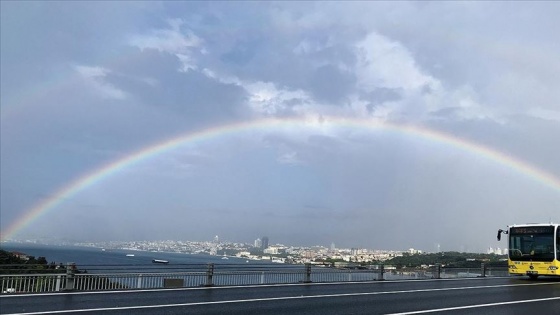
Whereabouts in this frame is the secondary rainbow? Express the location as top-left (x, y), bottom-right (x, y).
top-left (4, 116), bottom-right (560, 240)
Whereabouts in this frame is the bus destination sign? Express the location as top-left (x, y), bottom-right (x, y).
top-left (510, 226), bottom-right (554, 235)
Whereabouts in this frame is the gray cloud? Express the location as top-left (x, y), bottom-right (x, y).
top-left (307, 64), bottom-right (356, 105)
top-left (102, 48), bottom-right (250, 124)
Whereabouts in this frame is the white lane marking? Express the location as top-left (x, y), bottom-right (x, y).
top-left (0, 276), bottom-right (508, 298)
top-left (386, 297), bottom-right (560, 314)
top-left (3, 282), bottom-right (559, 315)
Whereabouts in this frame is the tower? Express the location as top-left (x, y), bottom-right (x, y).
top-left (261, 236), bottom-right (269, 250)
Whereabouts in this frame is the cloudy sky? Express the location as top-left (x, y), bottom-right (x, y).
top-left (2, 1), bottom-right (560, 252)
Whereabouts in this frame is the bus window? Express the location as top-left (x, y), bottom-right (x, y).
top-left (557, 226), bottom-right (560, 260)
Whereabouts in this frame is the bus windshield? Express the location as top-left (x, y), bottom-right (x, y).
top-left (557, 227), bottom-right (560, 259)
top-left (509, 226), bottom-right (555, 262)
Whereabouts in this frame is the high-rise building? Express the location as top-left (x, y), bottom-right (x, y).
top-left (330, 242), bottom-right (336, 251)
top-left (254, 238), bottom-right (262, 248)
top-left (261, 236), bottom-right (269, 250)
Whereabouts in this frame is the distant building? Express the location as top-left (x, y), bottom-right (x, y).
top-left (487, 247), bottom-right (506, 255)
top-left (10, 252), bottom-right (29, 261)
top-left (209, 247), bottom-right (217, 256)
top-left (330, 242), bottom-right (336, 251)
top-left (236, 251), bottom-right (251, 258)
top-left (261, 236), bottom-right (269, 250)
top-left (408, 248), bottom-right (422, 254)
top-left (254, 238), bottom-right (262, 248)
top-left (264, 247), bottom-right (279, 255)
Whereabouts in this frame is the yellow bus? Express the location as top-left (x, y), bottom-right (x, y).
top-left (497, 223), bottom-right (560, 279)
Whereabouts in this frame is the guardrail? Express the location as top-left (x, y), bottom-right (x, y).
top-left (1, 263), bottom-right (508, 294)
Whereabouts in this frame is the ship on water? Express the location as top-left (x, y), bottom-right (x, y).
top-left (152, 259), bottom-right (169, 264)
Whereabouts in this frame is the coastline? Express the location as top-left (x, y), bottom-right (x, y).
top-left (0, 242), bottom-right (268, 267)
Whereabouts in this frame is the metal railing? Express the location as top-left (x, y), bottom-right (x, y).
top-left (1, 274), bottom-right (66, 293)
top-left (1, 263), bottom-right (508, 294)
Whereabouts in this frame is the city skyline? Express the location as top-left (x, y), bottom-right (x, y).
top-left (2, 234), bottom-right (499, 255)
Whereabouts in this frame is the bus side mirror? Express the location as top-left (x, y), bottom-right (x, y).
top-left (497, 229), bottom-right (507, 241)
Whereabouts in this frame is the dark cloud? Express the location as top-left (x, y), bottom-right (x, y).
top-left (104, 48), bottom-right (250, 125)
top-left (0, 1), bottom-right (152, 102)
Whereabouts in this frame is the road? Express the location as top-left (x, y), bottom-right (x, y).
top-left (1, 277), bottom-right (559, 314)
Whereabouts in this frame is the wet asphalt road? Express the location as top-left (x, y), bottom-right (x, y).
top-left (1, 277), bottom-right (559, 314)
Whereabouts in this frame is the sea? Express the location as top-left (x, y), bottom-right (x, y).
top-left (0, 242), bottom-right (276, 274)
top-left (0, 243), bottom-right (419, 283)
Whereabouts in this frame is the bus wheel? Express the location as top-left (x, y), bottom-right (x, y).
top-left (528, 274), bottom-right (539, 280)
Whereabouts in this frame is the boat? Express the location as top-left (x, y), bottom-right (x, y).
top-left (221, 256), bottom-right (229, 260)
top-left (152, 259), bottom-right (169, 264)
top-left (126, 254), bottom-right (135, 257)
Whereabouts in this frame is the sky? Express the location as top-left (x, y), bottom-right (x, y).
top-left (1, 1), bottom-right (560, 253)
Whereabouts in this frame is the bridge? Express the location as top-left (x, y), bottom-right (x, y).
top-left (2, 277), bottom-right (560, 314)
top-left (1, 264), bottom-right (559, 314)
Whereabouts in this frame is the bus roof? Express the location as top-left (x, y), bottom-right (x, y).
top-left (509, 223), bottom-right (559, 228)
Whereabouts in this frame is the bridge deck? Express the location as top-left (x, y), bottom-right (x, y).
top-left (1, 277), bottom-right (559, 314)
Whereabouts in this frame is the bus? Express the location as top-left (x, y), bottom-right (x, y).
top-left (497, 223), bottom-right (560, 279)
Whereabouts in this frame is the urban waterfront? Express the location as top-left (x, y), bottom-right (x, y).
top-left (1, 237), bottom-right (416, 268)
top-left (1, 241), bottom-right (510, 295)
top-left (0, 243), bottom-right (270, 271)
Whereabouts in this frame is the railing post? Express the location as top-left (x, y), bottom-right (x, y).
top-left (377, 264), bottom-right (385, 281)
top-left (65, 262), bottom-right (76, 291)
top-left (480, 263), bottom-right (486, 277)
top-left (434, 263), bottom-right (441, 279)
top-left (205, 263), bottom-right (214, 287)
top-left (260, 271), bottom-right (265, 284)
top-left (303, 263), bottom-right (312, 283)
top-left (137, 274), bottom-right (143, 289)
top-left (55, 275), bottom-right (62, 291)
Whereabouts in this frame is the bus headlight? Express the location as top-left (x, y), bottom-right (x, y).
top-left (509, 265), bottom-right (517, 269)
top-left (548, 266), bottom-right (558, 270)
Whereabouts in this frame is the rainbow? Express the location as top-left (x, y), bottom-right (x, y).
top-left (3, 116), bottom-right (560, 240)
